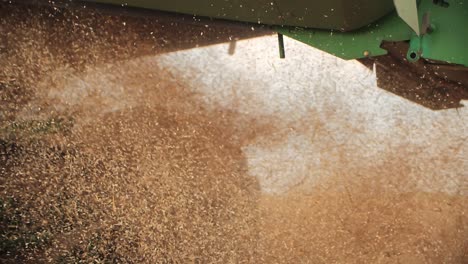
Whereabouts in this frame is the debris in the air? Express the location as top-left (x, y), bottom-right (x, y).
top-left (0, 2), bottom-right (466, 264)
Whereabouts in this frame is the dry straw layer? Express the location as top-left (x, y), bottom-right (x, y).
top-left (0, 2), bottom-right (467, 263)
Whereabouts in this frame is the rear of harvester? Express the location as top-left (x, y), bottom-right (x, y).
top-left (3, 0), bottom-right (467, 109)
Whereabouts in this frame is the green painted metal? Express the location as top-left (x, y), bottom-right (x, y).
top-left (83, 0), bottom-right (468, 67)
top-left (407, 0), bottom-right (468, 66)
top-left (277, 0), bottom-right (468, 67)
top-left (407, 35), bottom-right (422, 62)
top-left (276, 12), bottom-right (413, 60)
top-left (85, 0), bottom-right (395, 31)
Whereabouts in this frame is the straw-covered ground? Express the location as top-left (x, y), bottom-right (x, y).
top-left (1, 2), bottom-right (467, 263)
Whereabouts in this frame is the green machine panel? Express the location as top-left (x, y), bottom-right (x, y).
top-left (86, 0), bottom-right (395, 31)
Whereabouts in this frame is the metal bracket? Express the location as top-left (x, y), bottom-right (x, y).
top-left (407, 0), bottom-right (468, 66)
top-left (277, 0), bottom-right (468, 67)
top-left (278, 33), bottom-right (285, 59)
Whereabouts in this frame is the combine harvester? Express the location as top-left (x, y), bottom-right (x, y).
top-left (5, 0), bottom-right (468, 109)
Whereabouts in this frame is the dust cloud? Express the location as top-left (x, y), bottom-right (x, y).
top-left (1, 2), bottom-right (467, 263)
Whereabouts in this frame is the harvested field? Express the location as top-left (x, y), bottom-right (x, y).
top-left (1, 2), bottom-right (467, 263)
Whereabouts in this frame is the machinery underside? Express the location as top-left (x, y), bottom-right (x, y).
top-left (2, 0), bottom-right (468, 110)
